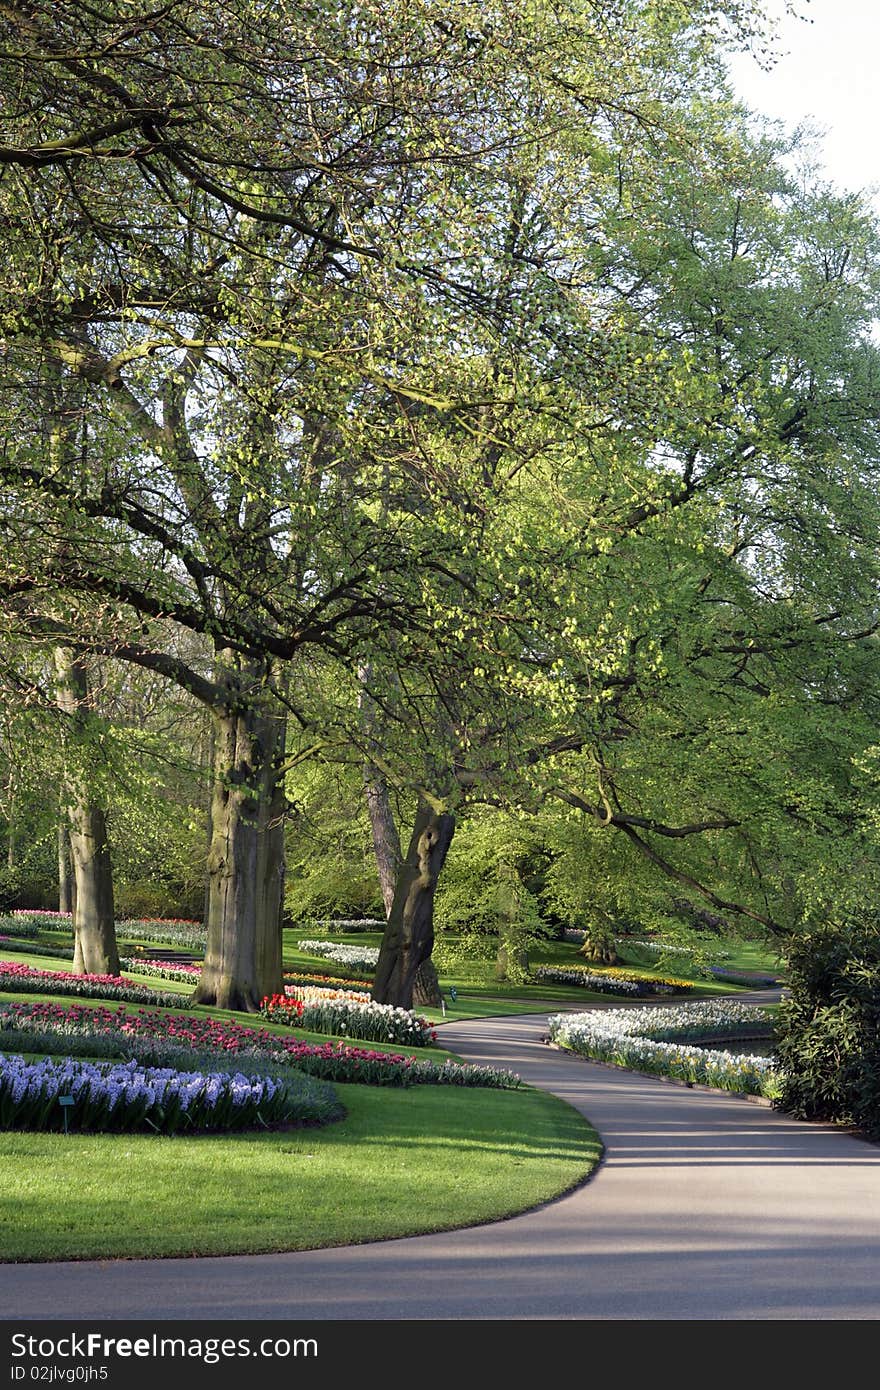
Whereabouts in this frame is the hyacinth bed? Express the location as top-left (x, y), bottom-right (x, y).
top-left (548, 1000), bottom-right (779, 1097)
top-left (309, 918), bottom-right (385, 933)
top-left (708, 965), bottom-right (780, 987)
top-left (0, 1002), bottom-right (519, 1090)
top-left (0, 960), bottom-right (190, 1008)
top-left (263, 993), bottom-right (437, 1046)
top-left (297, 940), bottom-right (380, 972)
top-left (533, 964), bottom-right (694, 997)
top-left (0, 935), bottom-right (73, 960)
top-left (1, 912), bottom-right (207, 953)
top-left (0, 1052), bottom-right (342, 1134)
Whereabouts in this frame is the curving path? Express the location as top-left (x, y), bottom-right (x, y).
top-left (3, 1009), bottom-right (880, 1320)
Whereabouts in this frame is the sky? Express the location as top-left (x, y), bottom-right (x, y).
top-left (725, 1), bottom-right (880, 205)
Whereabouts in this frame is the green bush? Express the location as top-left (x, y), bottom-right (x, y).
top-left (775, 919), bottom-right (880, 1139)
top-left (114, 879), bottom-right (202, 922)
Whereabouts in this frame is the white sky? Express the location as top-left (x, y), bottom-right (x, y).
top-left (726, 0), bottom-right (880, 205)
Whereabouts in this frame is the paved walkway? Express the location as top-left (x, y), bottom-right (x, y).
top-left (3, 1009), bottom-right (880, 1320)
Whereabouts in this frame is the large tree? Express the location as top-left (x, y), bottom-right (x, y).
top-left (7, 0), bottom-right (864, 1011)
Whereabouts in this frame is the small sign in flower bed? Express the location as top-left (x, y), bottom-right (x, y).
top-left (533, 964), bottom-right (694, 996)
top-left (0, 1002), bottom-right (518, 1090)
top-left (0, 960), bottom-right (190, 1009)
top-left (0, 1052), bottom-right (341, 1134)
top-left (262, 993), bottom-right (437, 1046)
top-left (548, 1000), bottom-right (778, 1097)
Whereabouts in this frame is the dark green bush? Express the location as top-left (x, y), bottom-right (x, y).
top-left (776, 918), bottom-right (880, 1139)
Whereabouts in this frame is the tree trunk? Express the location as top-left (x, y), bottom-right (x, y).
top-left (193, 698), bottom-right (286, 1012)
top-left (358, 662), bottom-right (404, 918)
top-left (202, 716), bottom-right (215, 930)
top-left (192, 706), bottom-right (262, 1012)
top-left (68, 797), bottom-right (119, 974)
top-left (413, 958), bottom-right (443, 1008)
top-left (254, 708), bottom-right (287, 1000)
top-left (364, 763), bottom-right (403, 918)
top-left (53, 649), bottom-right (119, 976)
top-left (57, 820), bottom-right (76, 916)
top-left (6, 784), bottom-right (14, 870)
top-left (372, 797), bottom-right (455, 1009)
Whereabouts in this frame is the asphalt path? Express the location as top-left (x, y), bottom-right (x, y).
top-left (3, 1005), bottom-right (880, 1320)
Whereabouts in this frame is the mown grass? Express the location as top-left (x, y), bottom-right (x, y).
top-left (0, 1083), bottom-right (601, 1262)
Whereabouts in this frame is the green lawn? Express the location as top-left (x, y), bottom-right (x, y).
top-left (0, 1083), bottom-right (601, 1262)
top-left (0, 921), bottom-right (782, 1263)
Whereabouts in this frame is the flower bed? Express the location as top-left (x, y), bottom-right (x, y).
top-left (0, 915), bottom-right (61, 940)
top-left (263, 994), bottom-right (437, 1046)
top-left (0, 960), bottom-right (190, 1009)
top-left (121, 959), bottom-right (202, 984)
top-left (11, 910), bottom-right (72, 923)
top-left (0, 1052), bottom-right (341, 1134)
top-left (283, 973), bottom-right (372, 995)
top-left (548, 1000), bottom-right (778, 1097)
top-left (297, 940), bottom-right (380, 971)
top-left (285, 984), bottom-right (371, 1005)
top-left (708, 966), bottom-right (780, 987)
top-left (115, 919), bottom-right (206, 951)
top-left (533, 964), bottom-right (693, 996)
top-left (312, 918), bottom-right (385, 933)
top-left (0, 914), bottom-right (206, 952)
top-left (0, 1001), bottom-right (518, 1090)
top-left (0, 946), bottom-right (202, 985)
top-left (0, 935), bottom-right (73, 960)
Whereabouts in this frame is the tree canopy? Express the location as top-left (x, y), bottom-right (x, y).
top-left (1, 0), bottom-right (878, 1007)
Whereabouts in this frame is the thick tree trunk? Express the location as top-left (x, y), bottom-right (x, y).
top-left (57, 821), bottom-right (76, 916)
top-left (358, 662), bottom-right (403, 918)
top-left (363, 762), bottom-right (441, 1006)
top-left (254, 709), bottom-right (287, 1000)
top-left (68, 797), bottom-right (119, 974)
top-left (193, 697), bottom-right (286, 1012)
top-left (193, 706), bottom-right (262, 1012)
top-left (202, 717), bottom-right (215, 930)
top-left (6, 785), bottom-right (14, 870)
top-left (371, 797), bottom-right (455, 1009)
top-left (364, 763), bottom-right (402, 918)
top-left (53, 650), bottom-right (119, 976)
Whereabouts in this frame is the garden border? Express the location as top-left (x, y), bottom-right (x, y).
top-left (543, 1039), bottom-right (773, 1106)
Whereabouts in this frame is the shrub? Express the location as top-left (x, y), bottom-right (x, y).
top-left (775, 919), bottom-right (880, 1138)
